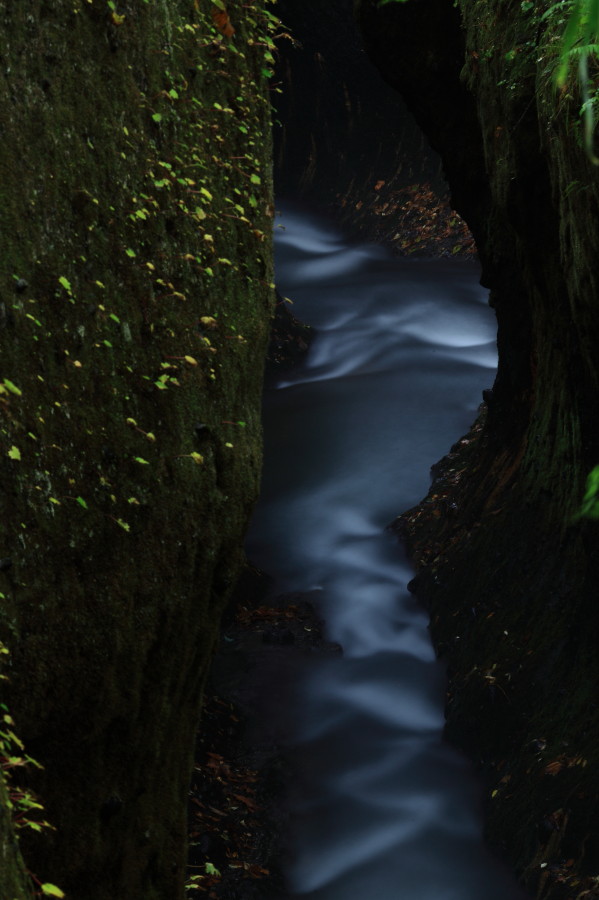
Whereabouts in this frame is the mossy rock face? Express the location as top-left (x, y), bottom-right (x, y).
top-left (356, 1), bottom-right (599, 897)
top-left (0, 2), bottom-right (276, 898)
top-left (0, 770), bottom-right (33, 900)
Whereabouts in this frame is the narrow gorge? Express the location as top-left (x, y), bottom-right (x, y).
top-left (1, 2), bottom-right (599, 900)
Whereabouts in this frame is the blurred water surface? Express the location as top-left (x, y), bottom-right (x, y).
top-left (246, 202), bottom-right (526, 900)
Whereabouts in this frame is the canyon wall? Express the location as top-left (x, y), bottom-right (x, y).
top-left (0, 2), bottom-right (275, 897)
top-left (356, 1), bottom-right (599, 896)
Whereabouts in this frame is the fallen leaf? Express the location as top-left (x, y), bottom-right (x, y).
top-left (208, 806), bottom-right (227, 817)
top-left (231, 793), bottom-right (259, 812)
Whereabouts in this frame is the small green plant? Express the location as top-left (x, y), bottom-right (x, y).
top-left (383, 0), bottom-right (599, 160)
top-left (574, 464), bottom-right (599, 518)
top-left (0, 642), bottom-right (64, 897)
top-left (543, 0), bottom-right (599, 162)
top-left (186, 861), bottom-right (222, 892)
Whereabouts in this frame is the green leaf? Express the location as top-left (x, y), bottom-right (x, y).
top-left (41, 884), bottom-right (65, 898)
top-left (58, 276), bottom-right (72, 292)
top-left (152, 113), bottom-right (162, 123)
top-left (125, 247), bottom-right (136, 258)
top-left (7, 446), bottom-right (21, 461)
top-left (76, 496), bottom-right (88, 509)
top-left (3, 379), bottom-right (22, 396)
top-left (576, 464), bottom-right (599, 518)
top-left (205, 863), bottom-right (221, 876)
top-left (557, 7), bottom-right (587, 85)
top-left (250, 174), bottom-right (261, 185)
top-left (134, 457), bottom-right (150, 465)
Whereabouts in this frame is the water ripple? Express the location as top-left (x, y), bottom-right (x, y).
top-left (246, 202), bottom-right (526, 900)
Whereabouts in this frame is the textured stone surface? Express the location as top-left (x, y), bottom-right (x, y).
top-left (0, 2), bottom-right (275, 897)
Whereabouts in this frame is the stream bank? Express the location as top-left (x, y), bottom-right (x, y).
top-left (188, 568), bottom-right (337, 899)
top-left (186, 270), bottom-right (330, 900)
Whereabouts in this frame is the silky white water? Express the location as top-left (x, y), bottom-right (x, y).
top-left (246, 202), bottom-right (527, 900)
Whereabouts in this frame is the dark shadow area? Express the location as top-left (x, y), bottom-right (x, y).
top-left (272, 0), bottom-right (474, 257)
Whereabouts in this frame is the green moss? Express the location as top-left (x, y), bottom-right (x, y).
top-left (0, 1), bottom-right (278, 898)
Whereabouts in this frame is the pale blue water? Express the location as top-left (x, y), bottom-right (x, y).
top-left (246, 202), bottom-right (527, 900)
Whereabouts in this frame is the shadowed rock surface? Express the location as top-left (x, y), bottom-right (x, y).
top-left (356, 1), bottom-right (599, 896)
top-left (0, 3), bottom-right (275, 897)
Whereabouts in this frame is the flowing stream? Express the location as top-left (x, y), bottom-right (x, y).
top-left (246, 201), bottom-right (526, 900)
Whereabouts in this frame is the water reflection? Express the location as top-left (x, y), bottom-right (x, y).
top-left (246, 202), bottom-right (526, 900)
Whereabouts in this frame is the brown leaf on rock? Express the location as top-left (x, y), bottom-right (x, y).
top-left (232, 793), bottom-right (260, 812)
top-left (212, 6), bottom-right (235, 38)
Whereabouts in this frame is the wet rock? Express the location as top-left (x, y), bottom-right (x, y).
top-left (261, 626), bottom-right (295, 645)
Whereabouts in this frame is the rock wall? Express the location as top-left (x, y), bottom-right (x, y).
top-left (273, 0), bottom-right (447, 247)
top-left (356, 1), bottom-right (599, 896)
top-left (0, 2), bottom-right (275, 898)
top-left (0, 768), bottom-right (33, 900)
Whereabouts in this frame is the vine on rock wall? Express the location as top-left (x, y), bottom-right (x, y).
top-left (0, 641), bottom-right (63, 899)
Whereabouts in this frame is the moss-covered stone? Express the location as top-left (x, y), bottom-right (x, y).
top-left (0, 1), bottom-right (276, 897)
top-left (0, 770), bottom-right (34, 900)
top-left (356, 1), bottom-right (599, 897)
